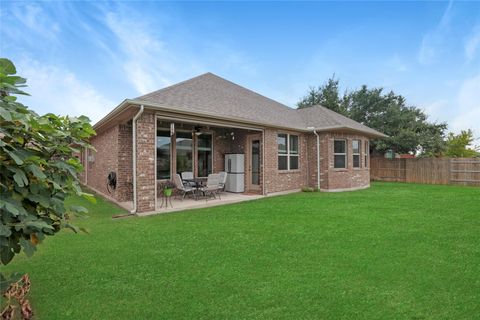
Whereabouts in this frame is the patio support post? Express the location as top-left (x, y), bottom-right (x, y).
top-left (131, 105), bottom-right (144, 214)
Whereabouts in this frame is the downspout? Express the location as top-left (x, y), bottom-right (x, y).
top-left (309, 128), bottom-right (321, 190)
top-left (131, 105), bottom-right (144, 214)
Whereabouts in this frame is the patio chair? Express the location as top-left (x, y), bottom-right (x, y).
top-left (198, 173), bottom-right (222, 200)
top-left (181, 171), bottom-right (195, 187)
top-left (218, 171), bottom-right (228, 193)
top-left (173, 174), bottom-right (196, 200)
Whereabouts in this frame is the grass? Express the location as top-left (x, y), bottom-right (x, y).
top-left (3, 182), bottom-right (480, 319)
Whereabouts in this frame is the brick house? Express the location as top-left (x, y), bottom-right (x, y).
top-left (80, 73), bottom-right (385, 214)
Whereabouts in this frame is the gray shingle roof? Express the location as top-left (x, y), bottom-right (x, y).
top-left (135, 73), bottom-right (385, 137)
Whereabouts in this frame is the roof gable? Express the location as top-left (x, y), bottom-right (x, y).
top-left (111, 72), bottom-right (385, 137)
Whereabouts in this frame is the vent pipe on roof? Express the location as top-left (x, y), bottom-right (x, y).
top-left (308, 127), bottom-right (321, 190)
top-left (131, 105), bottom-right (144, 215)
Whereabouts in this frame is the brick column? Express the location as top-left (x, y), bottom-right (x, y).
top-left (135, 112), bottom-right (156, 213)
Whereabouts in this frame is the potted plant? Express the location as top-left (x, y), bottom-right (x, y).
top-left (161, 180), bottom-right (176, 197)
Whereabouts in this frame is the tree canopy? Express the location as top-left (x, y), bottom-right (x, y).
top-left (444, 130), bottom-right (479, 158)
top-left (297, 77), bottom-right (448, 156)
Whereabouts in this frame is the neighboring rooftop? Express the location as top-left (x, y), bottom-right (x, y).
top-left (126, 72), bottom-right (384, 137)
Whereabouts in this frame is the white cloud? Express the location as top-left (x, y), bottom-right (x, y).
top-left (16, 59), bottom-right (115, 124)
top-left (465, 26), bottom-right (480, 62)
top-left (450, 74), bottom-right (480, 137)
top-left (103, 10), bottom-right (199, 95)
top-left (10, 3), bottom-right (60, 43)
top-left (417, 0), bottom-right (453, 64)
top-left (100, 5), bottom-right (257, 96)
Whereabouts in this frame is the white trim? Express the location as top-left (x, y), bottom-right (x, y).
top-left (277, 133), bottom-right (299, 171)
top-left (155, 114), bottom-right (263, 132)
top-left (352, 139), bottom-right (361, 168)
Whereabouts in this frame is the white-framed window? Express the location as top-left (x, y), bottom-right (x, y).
top-left (364, 140), bottom-right (369, 168)
top-left (334, 139), bottom-right (347, 169)
top-left (353, 140), bottom-right (361, 168)
top-left (277, 133), bottom-right (299, 170)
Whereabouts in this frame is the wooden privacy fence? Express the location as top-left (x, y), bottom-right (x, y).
top-left (370, 157), bottom-right (480, 186)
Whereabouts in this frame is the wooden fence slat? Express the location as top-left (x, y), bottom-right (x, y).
top-left (370, 157), bottom-right (480, 186)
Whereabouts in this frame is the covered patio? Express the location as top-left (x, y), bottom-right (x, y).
top-left (155, 116), bottom-right (263, 186)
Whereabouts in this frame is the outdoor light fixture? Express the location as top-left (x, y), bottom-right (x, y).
top-left (194, 126), bottom-right (203, 136)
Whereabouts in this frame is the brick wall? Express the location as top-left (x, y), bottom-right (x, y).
top-left (86, 115), bottom-right (371, 213)
top-left (317, 132), bottom-right (370, 191)
top-left (85, 125), bottom-right (119, 196)
top-left (263, 128), bottom-right (308, 193)
top-left (117, 121), bottom-right (133, 201)
top-left (136, 111), bottom-right (156, 212)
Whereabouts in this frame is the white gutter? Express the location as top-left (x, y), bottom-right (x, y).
top-left (308, 127), bottom-right (321, 190)
top-left (130, 105), bottom-right (144, 214)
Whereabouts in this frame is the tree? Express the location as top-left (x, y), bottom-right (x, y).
top-left (297, 77), bottom-right (447, 155)
top-left (297, 75), bottom-right (346, 114)
top-left (444, 130), bottom-right (479, 158)
top-left (0, 59), bottom-right (95, 266)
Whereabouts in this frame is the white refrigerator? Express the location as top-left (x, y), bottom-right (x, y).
top-left (225, 154), bottom-right (245, 193)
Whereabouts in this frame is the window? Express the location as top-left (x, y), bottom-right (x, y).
top-left (278, 133), bottom-right (299, 170)
top-left (197, 133), bottom-right (212, 177)
top-left (176, 131), bottom-right (193, 174)
top-left (364, 140), bottom-right (369, 168)
top-left (334, 139), bottom-right (347, 169)
top-left (156, 130), bottom-right (171, 179)
top-left (353, 140), bottom-right (361, 168)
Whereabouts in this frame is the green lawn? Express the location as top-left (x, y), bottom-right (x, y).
top-left (3, 182), bottom-right (480, 319)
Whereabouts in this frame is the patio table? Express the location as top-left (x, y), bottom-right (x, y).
top-left (183, 178), bottom-right (207, 199)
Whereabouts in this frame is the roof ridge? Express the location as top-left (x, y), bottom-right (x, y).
top-left (135, 72), bottom-right (214, 100)
top-left (296, 105), bottom-right (342, 127)
top-left (203, 73), bottom-right (294, 111)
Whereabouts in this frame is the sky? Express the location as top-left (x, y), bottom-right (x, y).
top-left (1, 1), bottom-right (479, 139)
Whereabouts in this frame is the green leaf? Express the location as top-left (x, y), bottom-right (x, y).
top-left (64, 223), bottom-right (80, 233)
top-left (0, 224), bottom-right (11, 237)
top-left (6, 149), bottom-right (23, 165)
top-left (4, 202), bottom-right (20, 216)
top-left (0, 58), bottom-right (16, 75)
top-left (28, 164), bottom-right (47, 179)
top-left (0, 106), bottom-right (12, 121)
top-left (13, 170), bottom-right (28, 187)
top-left (23, 220), bottom-right (55, 231)
top-left (19, 238), bottom-right (36, 257)
top-left (0, 246), bottom-right (14, 265)
top-left (81, 192), bottom-right (97, 204)
top-left (69, 205), bottom-right (88, 214)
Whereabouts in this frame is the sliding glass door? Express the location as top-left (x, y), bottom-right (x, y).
top-left (197, 133), bottom-right (212, 177)
top-left (176, 131), bottom-right (193, 174)
top-left (156, 130), bottom-right (171, 179)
